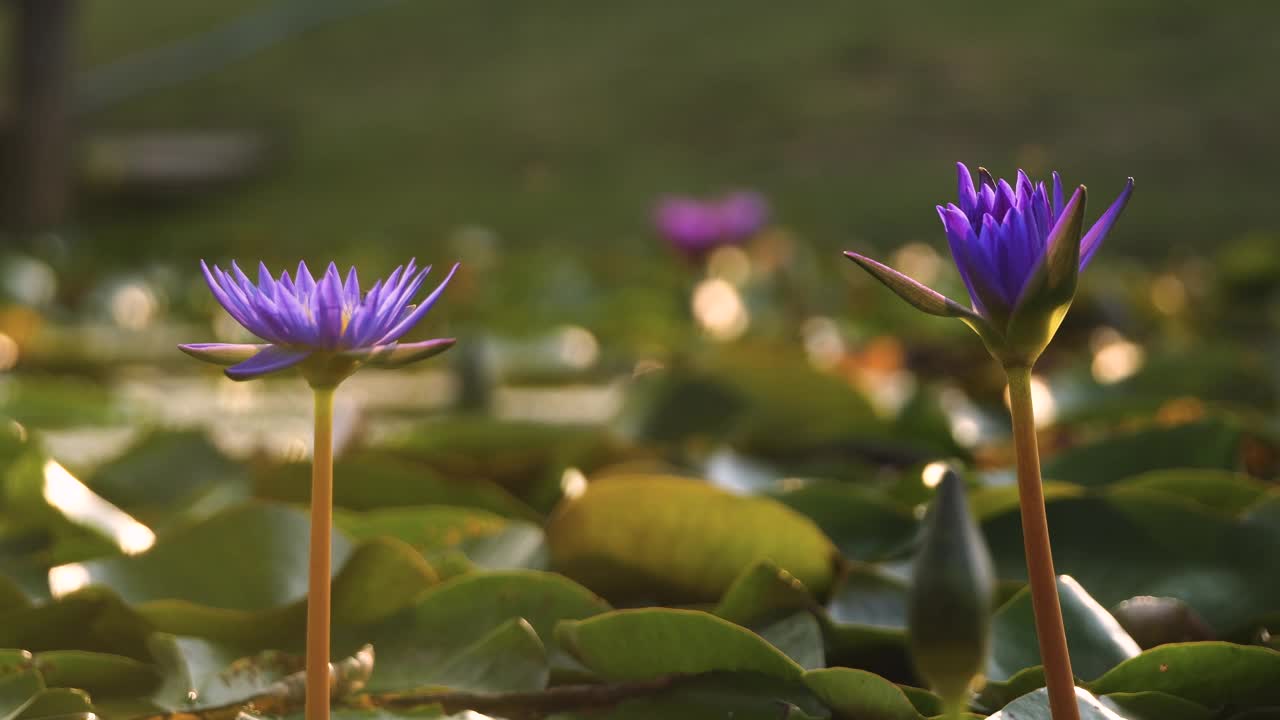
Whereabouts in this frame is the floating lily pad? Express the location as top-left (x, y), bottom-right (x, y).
top-left (556, 608), bottom-right (805, 682)
top-left (350, 570), bottom-right (608, 691)
top-left (989, 576), bottom-right (1140, 682)
top-left (773, 482), bottom-right (919, 561)
top-left (802, 666), bottom-right (926, 720)
top-left (1042, 419), bottom-right (1252, 487)
top-left (982, 488), bottom-right (1280, 634)
top-left (1088, 642), bottom-right (1280, 709)
top-left (255, 452), bottom-right (541, 521)
top-left (547, 475), bottom-right (837, 603)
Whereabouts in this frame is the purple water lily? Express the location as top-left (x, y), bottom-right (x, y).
top-left (654, 191), bottom-right (770, 256)
top-left (846, 163), bottom-right (1133, 365)
top-left (180, 259), bottom-right (457, 383)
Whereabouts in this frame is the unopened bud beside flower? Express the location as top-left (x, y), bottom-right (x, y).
top-left (908, 467), bottom-right (995, 712)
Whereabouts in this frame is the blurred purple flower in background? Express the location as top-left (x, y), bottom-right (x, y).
top-left (654, 191), bottom-right (770, 257)
top-left (180, 259), bottom-right (457, 382)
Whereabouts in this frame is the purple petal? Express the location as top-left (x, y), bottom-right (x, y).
top-left (939, 205), bottom-right (995, 317)
top-left (956, 163), bottom-right (978, 220)
top-left (314, 263), bottom-right (346, 348)
top-left (349, 338), bottom-right (457, 368)
top-left (199, 261), bottom-right (256, 329)
top-left (992, 179), bottom-right (1017, 221)
top-left (1079, 177), bottom-right (1134, 270)
top-left (178, 343), bottom-right (268, 366)
top-left (367, 265), bottom-right (431, 342)
top-left (295, 261), bottom-right (316, 297)
top-left (1015, 170), bottom-right (1035, 206)
top-left (257, 263), bottom-right (277, 299)
top-left (344, 278), bottom-right (384, 346)
top-left (343, 267), bottom-right (360, 305)
top-left (375, 263), bottom-right (459, 345)
top-left (225, 346), bottom-right (311, 381)
top-left (206, 263), bottom-right (282, 342)
top-left (1052, 172), bottom-right (1065, 220)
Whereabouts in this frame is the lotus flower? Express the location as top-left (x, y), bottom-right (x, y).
top-left (654, 191), bottom-right (770, 257)
top-left (181, 259), bottom-right (457, 385)
top-left (845, 163), bottom-right (1133, 366)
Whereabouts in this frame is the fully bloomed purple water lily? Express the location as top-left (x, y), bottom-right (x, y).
top-left (846, 163), bottom-right (1133, 365)
top-left (180, 259), bottom-right (457, 384)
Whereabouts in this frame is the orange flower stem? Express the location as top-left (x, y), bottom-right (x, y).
top-left (1006, 366), bottom-right (1079, 720)
top-left (306, 384), bottom-right (336, 720)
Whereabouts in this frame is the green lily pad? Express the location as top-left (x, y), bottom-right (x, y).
top-left (1099, 691), bottom-right (1214, 720)
top-left (77, 502), bottom-right (352, 610)
top-left (84, 430), bottom-right (249, 532)
top-left (755, 612), bottom-right (826, 671)
top-left (410, 617), bottom-right (548, 694)
top-left (547, 475), bottom-right (837, 603)
top-left (0, 578), bottom-right (29, 613)
top-left (140, 535), bottom-right (436, 648)
top-left (974, 666), bottom-right (1046, 714)
top-left (350, 570), bottom-right (608, 691)
top-left (773, 482), bottom-right (919, 561)
top-left (968, 481), bottom-right (1085, 521)
top-left (1111, 470), bottom-right (1270, 515)
top-left (550, 672), bottom-right (827, 720)
top-left (384, 418), bottom-right (622, 497)
top-left (989, 576), bottom-right (1140, 682)
top-left (255, 452), bottom-right (541, 521)
top-left (0, 587), bottom-right (154, 660)
top-left (714, 560), bottom-right (817, 627)
top-left (148, 634), bottom-right (300, 710)
top-left (0, 665), bottom-right (43, 720)
top-left (987, 686), bottom-right (1131, 719)
top-left (821, 565), bottom-right (912, 675)
top-left (556, 608), bottom-right (805, 682)
top-left (982, 488), bottom-right (1280, 634)
top-left (334, 505), bottom-right (508, 555)
top-left (1088, 642), bottom-right (1280, 708)
top-left (11, 688), bottom-right (94, 720)
top-left (32, 650), bottom-right (158, 697)
top-left (1042, 418), bottom-right (1250, 487)
top-left (802, 667), bottom-right (925, 720)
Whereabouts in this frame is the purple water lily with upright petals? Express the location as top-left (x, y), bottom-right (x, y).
top-left (846, 163), bottom-right (1133, 366)
top-left (180, 259), bottom-right (458, 385)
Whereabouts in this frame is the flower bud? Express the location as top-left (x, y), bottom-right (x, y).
top-left (908, 466), bottom-right (996, 708)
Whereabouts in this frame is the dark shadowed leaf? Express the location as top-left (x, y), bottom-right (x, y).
top-left (255, 452), bottom-right (541, 521)
top-left (773, 482), bottom-right (919, 561)
top-left (348, 570), bottom-right (608, 691)
top-left (989, 576), bottom-right (1140, 682)
top-left (982, 488), bottom-right (1280, 634)
top-left (1042, 419), bottom-right (1250, 487)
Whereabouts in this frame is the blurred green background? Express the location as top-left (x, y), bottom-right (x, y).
top-left (5, 1), bottom-right (1279, 267)
top-left (0, 0), bottom-right (1278, 411)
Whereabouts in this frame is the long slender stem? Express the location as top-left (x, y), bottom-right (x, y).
top-left (1006, 366), bottom-right (1079, 720)
top-left (306, 385), bottom-right (336, 720)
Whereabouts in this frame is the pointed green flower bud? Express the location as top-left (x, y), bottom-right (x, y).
top-left (908, 467), bottom-right (996, 711)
